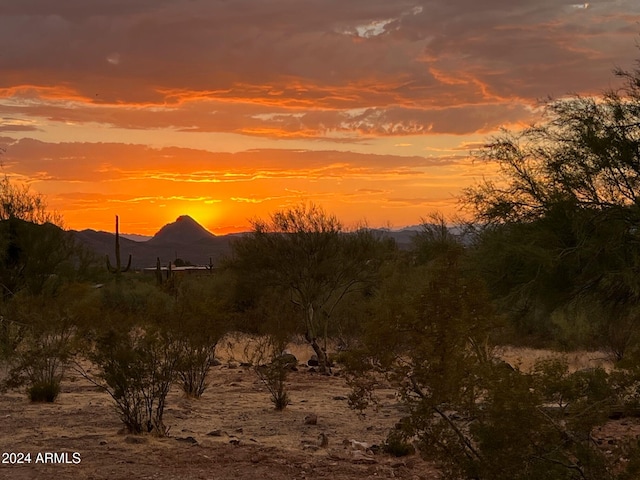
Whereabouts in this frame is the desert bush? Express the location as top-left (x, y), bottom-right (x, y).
top-left (1, 290), bottom-right (77, 402)
top-left (172, 276), bottom-right (232, 398)
top-left (176, 340), bottom-right (216, 398)
top-left (257, 355), bottom-right (290, 411)
top-left (27, 381), bottom-right (61, 402)
top-left (0, 314), bottom-right (25, 361)
top-left (245, 334), bottom-right (292, 410)
top-left (382, 429), bottom-right (415, 457)
top-left (80, 326), bottom-right (181, 435)
top-left (346, 220), bottom-right (640, 479)
top-left (4, 327), bottom-right (72, 402)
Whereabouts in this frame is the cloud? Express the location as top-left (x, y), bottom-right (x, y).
top-left (0, 138), bottom-right (461, 183)
top-left (0, 0), bottom-right (637, 140)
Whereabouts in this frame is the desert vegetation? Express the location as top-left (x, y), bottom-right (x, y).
top-left (3, 54), bottom-right (640, 479)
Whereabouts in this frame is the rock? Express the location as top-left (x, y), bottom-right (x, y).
top-left (351, 450), bottom-right (377, 464)
top-left (176, 436), bottom-right (198, 444)
top-left (229, 436), bottom-right (241, 445)
top-left (211, 358), bottom-right (222, 367)
top-left (304, 413), bottom-right (318, 425)
top-left (206, 429), bottom-right (223, 437)
top-left (279, 352), bottom-right (298, 370)
top-left (318, 432), bottom-right (329, 447)
top-left (307, 354), bottom-right (319, 366)
top-left (227, 362), bottom-right (239, 369)
top-left (240, 362), bottom-right (253, 367)
top-left (333, 395), bottom-right (347, 401)
top-left (344, 439), bottom-right (371, 451)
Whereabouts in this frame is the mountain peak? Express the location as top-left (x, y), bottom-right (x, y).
top-left (148, 215), bottom-right (215, 245)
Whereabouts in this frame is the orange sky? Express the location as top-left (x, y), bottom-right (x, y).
top-left (0, 1), bottom-right (638, 235)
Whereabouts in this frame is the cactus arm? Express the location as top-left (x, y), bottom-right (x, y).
top-left (106, 215), bottom-right (132, 276)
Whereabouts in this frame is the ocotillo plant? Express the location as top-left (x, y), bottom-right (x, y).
top-left (106, 215), bottom-right (132, 276)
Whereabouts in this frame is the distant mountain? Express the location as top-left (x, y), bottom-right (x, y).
top-left (73, 215), bottom-right (232, 269)
top-left (148, 215), bottom-right (215, 246)
top-left (120, 233), bottom-right (152, 242)
top-left (72, 217), bottom-right (469, 270)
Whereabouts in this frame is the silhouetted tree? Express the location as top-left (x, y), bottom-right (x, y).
top-left (464, 54), bottom-right (640, 353)
top-left (230, 203), bottom-right (391, 372)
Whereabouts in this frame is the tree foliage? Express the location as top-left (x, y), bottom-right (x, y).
top-left (0, 176), bottom-right (81, 298)
top-left (347, 226), bottom-right (639, 479)
top-left (464, 57), bottom-right (640, 350)
top-left (230, 203), bottom-right (392, 372)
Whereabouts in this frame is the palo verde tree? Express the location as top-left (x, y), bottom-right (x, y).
top-left (230, 203), bottom-right (390, 373)
top-left (464, 53), bottom-right (640, 354)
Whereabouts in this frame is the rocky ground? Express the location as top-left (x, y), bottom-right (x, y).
top-left (1, 343), bottom-right (639, 480)
top-left (0, 339), bottom-right (439, 480)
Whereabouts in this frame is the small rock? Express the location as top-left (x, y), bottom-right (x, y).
top-left (211, 358), bottom-right (222, 367)
top-left (240, 362), bottom-right (253, 367)
top-left (206, 429), bottom-right (223, 437)
top-left (351, 450), bottom-right (377, 465)
top-left (229, 436), bottom-right (241, 445)
top-left (99, 441), bottom-right (108, 446)
top-left (333, 395), bottom-right (347, 401)
top-left (304, 414), bottom-right (318, 425)
top-left (279, 352), bottom-right (298, 370)
top-left (307, 354), bottom-right (319, 367)
top-left (318, 432), bottom-right (329, 447)
top-left (228, 362), bottom-right (239, 369)
top-left (235, 427), bottom-right (244, 434)
top-left (176, 436), bottom-right (198, 444)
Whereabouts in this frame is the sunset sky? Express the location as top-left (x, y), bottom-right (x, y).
top-left (1, 1), bottom-right (638, 235)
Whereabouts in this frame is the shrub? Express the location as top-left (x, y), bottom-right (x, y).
top-left (382, 429), bottom-right (415, 457)
top-left (28, 380), bottom-right (61, 402)
top-left (80, 327), bottom-right (181, 435)
top-left (245, 335), bottom-right (291, 410)
top-left (1, 292), bottom-right (74, 402)
top-left (176, 341), bottom-right (216, 398)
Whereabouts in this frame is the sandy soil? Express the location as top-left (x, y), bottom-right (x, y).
top-left (0, 340), bottom-right (438, 480)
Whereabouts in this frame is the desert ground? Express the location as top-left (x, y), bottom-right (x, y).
top-left (1, 340), bottom-right (639, 480)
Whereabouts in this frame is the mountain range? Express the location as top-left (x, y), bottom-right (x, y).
top-left (73, 215), bottom-right (239, 268)
top-left (72, 215), bottom-right (423, 269)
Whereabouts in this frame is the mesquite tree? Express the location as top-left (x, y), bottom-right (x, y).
top-left (231, 203), bottom-right (389, 373)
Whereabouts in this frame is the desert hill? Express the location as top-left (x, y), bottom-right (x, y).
top-left (72, 216), bottom-right (434, 269)
top-left (73, 216), bottom-right (234, 268)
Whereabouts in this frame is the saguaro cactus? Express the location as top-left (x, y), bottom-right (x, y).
top-left (106, 215), bottom-right (132, 275)
top-left (155, 257), bottom-right (163, 285)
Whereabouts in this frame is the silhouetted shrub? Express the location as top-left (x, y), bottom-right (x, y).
top-left (28, 380), bottom-right (61, 402)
